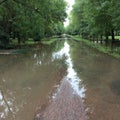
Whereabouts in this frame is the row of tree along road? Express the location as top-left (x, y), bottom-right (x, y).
top-left (0, 0), bottom-right (120, 50)
top-left (66, 0), bottom-right (120, 46)
top-left (0, 0), bottom-right (67, 49)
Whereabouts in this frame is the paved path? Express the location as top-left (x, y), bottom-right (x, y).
top-left (35, 79), bottom-right (86, 120)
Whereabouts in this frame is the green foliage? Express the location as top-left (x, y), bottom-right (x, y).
top-left (67, 0), bottom-right (120, 43)
top-left (0, 0), bottom-right (67, 48)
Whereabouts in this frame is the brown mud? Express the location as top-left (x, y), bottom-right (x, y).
top-left (35, 78), bottom-right (86, 120)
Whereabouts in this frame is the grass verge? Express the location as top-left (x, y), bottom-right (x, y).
top-left (71, 36), bottom-right (120, 59)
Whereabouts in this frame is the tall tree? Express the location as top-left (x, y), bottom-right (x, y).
top-left (67, 0), bottom-right (120, 45)
top-left (0, 0), bottom-right (67, 48)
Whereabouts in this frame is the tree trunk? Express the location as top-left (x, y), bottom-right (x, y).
top-left (17, 33), bottom-right (21, 48)
top-left (100, 35), bottom-right (103, 44)
top-left (105, 32), bottom-right (109, 46)
top-left (111, 29), bottom-right (115, 45)
top-left (96, 37), bottom-right (99, 43)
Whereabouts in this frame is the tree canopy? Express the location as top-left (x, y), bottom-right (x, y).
top-left (66, 0), bottom-right (120, 43)
top-left (0, 0), bottom-right (67, 48)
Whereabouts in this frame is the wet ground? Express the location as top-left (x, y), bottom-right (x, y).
top-left (35, 79), bottom-right (86, 120)
top-left (69, 40), bottom-right (120, 120)
top-left (0, 38), bottom-right (120, 120)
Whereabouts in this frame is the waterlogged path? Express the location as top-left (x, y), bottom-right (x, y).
top-left (0, 38), bottom-right (120, 120)
top-left (35, 79), bottom-right (86, 120)
top-left (35, 42), bottom-right (86, 120)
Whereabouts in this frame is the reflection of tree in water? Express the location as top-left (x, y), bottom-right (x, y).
top-left (33, 40), bottom-right (65, 66)
top-left (0, 91), bottom-right (13, 118)
top-left (0, 76), bottom-right (27, 120)
top-left (0, 81), bottom-right (15, 120)
top-left (0, 40), bottom-right (67, 120)
top-left (111, 80), bottom-right (120, 95)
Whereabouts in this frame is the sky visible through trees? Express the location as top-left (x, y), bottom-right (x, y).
top-left (66, 0), bottom-right (120, 46)
top-left (0, 0), bottom-right (120, 49)
top-left (64, 0), bottom-right (74, 27)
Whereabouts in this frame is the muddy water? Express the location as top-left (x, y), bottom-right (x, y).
top-left (0, 39), bottom-right (120, 120)
top-left (35, 41), bottom-right (86, 120)
top-left (69, 40), bottom-right (120, 120)
top-left (0, 41), bottom-right (67, 120)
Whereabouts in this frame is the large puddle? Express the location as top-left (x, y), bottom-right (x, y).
top-left (52, 41), bottom-right (85, 98)
top-left (0, 39), bottom-right (120, 120)
top-left (69, 40), bottom-right (120, 120)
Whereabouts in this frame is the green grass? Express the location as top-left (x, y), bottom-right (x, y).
top-left (115, 36), bottom-right (120, 40)
top-left (41, 38), bottom-right (56, 45)
top-left (71, 35), bottom-right (120, 59)
top-left (10, 37), bottom-right (56, 46)
top-left (25, 40), bottom-right (35, 45)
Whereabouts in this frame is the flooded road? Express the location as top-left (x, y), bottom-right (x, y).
top-left (0, 41), bottom-right (67, 120)
top-left (0, 39), bottom-right (120, 120)
top-left (69, 40), bottom-right (120, 120)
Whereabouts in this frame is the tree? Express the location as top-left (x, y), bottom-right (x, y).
top-left (67, 0), bottom-right (120, 45)
top-left (0, 0), bottom-right (67, 48)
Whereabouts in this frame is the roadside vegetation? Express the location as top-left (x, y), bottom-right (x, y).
top-left (71, 35), bottom-right (120, 59)
top-left (66, 0), bottom-right (120, 59)
top-left (0, 0), bottom-right (67, 49)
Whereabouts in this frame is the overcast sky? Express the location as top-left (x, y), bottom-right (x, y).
top-left (64, 0), bottom-right (75, 27)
